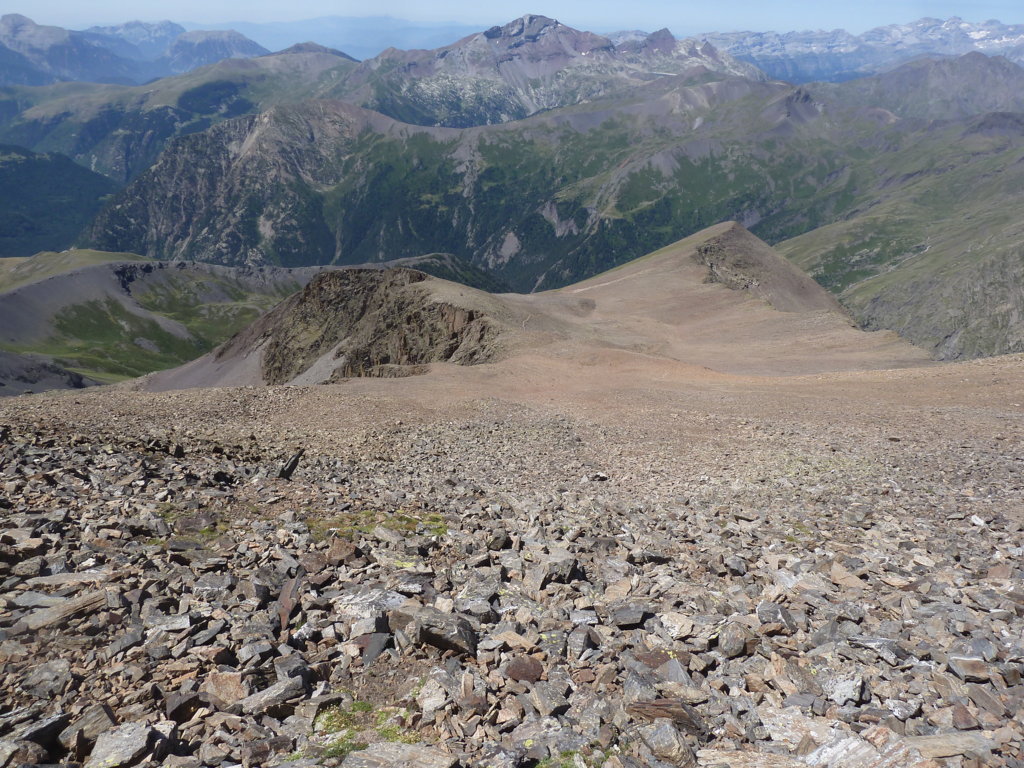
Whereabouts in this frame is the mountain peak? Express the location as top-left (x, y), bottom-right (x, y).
top-left (615, 27), bottom-right (677, 55)
top-left (483, 14), bottom-right (560, 41)
top-left (0, 13), bottom-right (69, 47)
top-left (275, 41), bottom-right (356, 60)
top-left (476, 14), bottom-right (613, 55)
top-left (0, 13), bottom-right (35, 31)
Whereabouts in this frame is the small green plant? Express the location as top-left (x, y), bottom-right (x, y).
top-left (536, 751), bottom-right (603, 768)
top-left (320, 737), bottom-right (368, 761)
top-left (155, 502), bottom-right (180, 521)
top-left (313, 700), bottom-right (419, 759)
top-left (306, 507), bottom-right (448, 542)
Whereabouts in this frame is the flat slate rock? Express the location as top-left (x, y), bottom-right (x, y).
top-left (340, 742), bottom-right (458, 768)
top-left (84, 722), bottom-right (160, 768)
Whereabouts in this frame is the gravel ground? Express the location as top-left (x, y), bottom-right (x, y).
top-left (1, 352), bottom-right (1022, 768)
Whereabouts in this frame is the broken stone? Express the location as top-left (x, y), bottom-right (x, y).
top-left (414, 608), bottom-right (478, 656)
top-left (530, 680), bottom-right (571, 717)
top-left (59, 704), bottom-right (116, 752)
top-left (341, 742), bottom-right (458, 768)
top-left (84, 722), bottom-right (163, 768)
top-left (717, 622), bottom-right (753, 658)
top-left (947, 656), bottom-right (989, 683)
top-left (506, 655), bottom-right (544, 683)
top-left (238, 676), bottom-right (305, 716)
top-left (200, 669), bottom-right (251, 706)
top-left (638, 718), bottom-right (697, 767)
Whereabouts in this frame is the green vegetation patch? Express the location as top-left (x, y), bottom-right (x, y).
top-left (25, 297), bottom-right (208, 379)
top-left (306, 507), bottom-right (448, 542)
top-left (312, 699), bottom-right (418, 761)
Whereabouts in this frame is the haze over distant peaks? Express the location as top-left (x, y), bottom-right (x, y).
top-left (697, 16), bottom-right (1024, 81)
top-left (0, 13), bottom-right (269, 85)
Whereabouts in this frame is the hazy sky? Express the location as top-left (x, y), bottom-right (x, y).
top-left (18, 1), bottom-right (1024, 35)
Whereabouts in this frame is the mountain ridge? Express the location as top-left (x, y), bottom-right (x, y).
top-left (0, 248), bottom-right (508, 392)
top-left (699, 15), bottom-right (1024, 82)
top-left (0, 14), bottom-right (271, 87)
top-left (145, 221), bottom-right (928, 392)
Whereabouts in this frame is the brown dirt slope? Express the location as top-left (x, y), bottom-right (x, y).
top-left (146, 221), bottom-right (927, 391)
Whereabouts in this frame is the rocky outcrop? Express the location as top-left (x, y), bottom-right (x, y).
top-left (219, 269), bottom-right (505, 385)
top-left (693, 223), bottom-right (846, 314)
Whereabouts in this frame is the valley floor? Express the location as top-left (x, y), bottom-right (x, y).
top-left (1, 353), bottom-right (1022, 767)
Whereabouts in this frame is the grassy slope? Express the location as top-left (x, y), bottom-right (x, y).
top-left (778, 119), bottom-right (1024, 358)
top-left (0, 251), bottom-right (305, 380)
top-left (0, 248), bottom-right (150, 292)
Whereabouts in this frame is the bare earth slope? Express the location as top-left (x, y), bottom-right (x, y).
top-left (1, 223), bottom-right (1020, 768)
top-left (148, 222), bottom-right (928, 392)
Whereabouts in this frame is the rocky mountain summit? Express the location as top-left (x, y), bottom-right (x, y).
top-left (161, 31), bottom-right (271, 75)
top-left (337, 14), bottom-right (762, 127)
top-left (81, 21), bottom-right (187, 61)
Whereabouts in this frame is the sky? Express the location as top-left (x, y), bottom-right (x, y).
top-left (16, 0), bottom-right (1024, 36)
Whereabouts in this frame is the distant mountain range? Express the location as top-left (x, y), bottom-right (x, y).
top-left (0, 12), bottom-right (1023, 365)
top-left (188, 16), bottom-right (483, 62)
top-left (0, 14), bottom-right (268, 86)
top-left (4, 12), bottom-right (1023, 87)
top-left (701, 16), bottom-right (1024, 82)
top-left (0, 15), bottom-right (755, 183)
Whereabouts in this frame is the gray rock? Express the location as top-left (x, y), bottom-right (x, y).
top-left (238, 676), bottom-right (306, 716)
top-left (602, 601), bottom-right (650, 628)
top-left (717, 622), bottom-right (753, 658)
top-left (638, 718), bottom-right (697, 767)
top-left (15, 713), bottom-right (69, 749)
top-left (414, 608), bottom-right (478, 656)
top-left (20, 658), bottom-right (71, 698)
top-left (84, 722), bottom-right (162, 768)
top-left (59, 705), bottom-right (116, 752)
top-left (825, 676), bottom-right (865, 706)
top-left (341, 742), bottom-right (458, 768)
top-left (756, 601), bottom-right (798, 633)
top-left (530, 680), bottom-right (571, 716)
